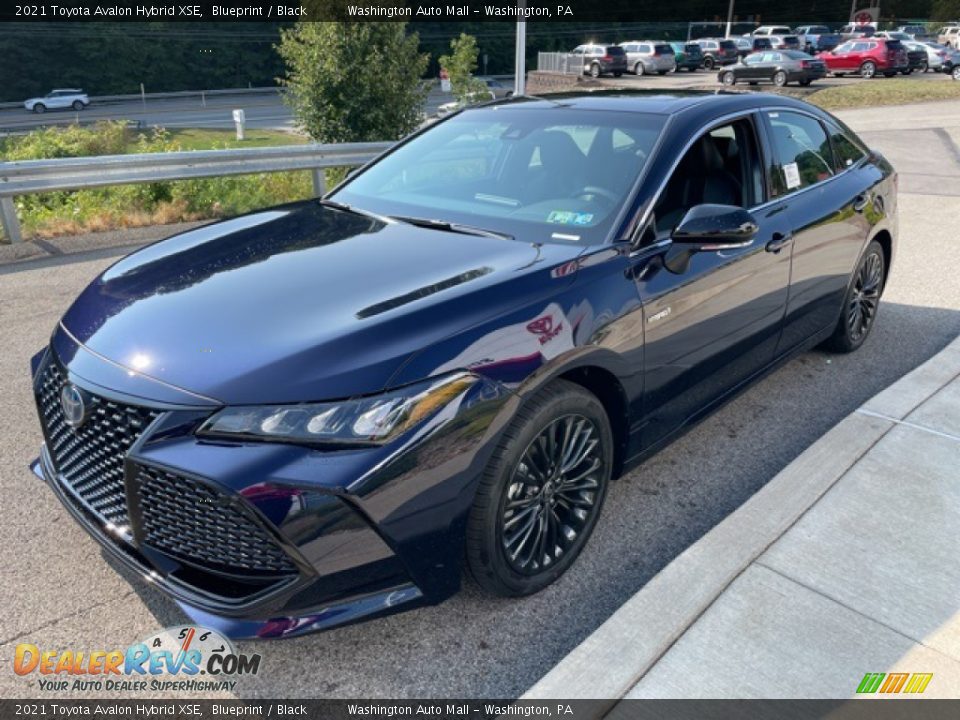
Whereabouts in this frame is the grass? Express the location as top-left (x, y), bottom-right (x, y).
top-left (808, 77), bottom-right (960, 110)
top-left (127, 127), bottom-right (308, 152)
top-left (1, 122), bottom-right (316, 242)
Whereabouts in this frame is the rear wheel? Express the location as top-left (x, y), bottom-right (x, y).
top-left (466, 381), bottom-right (613, 597)
top-left (72, 100), bottom-right (84, 111)
top-left (589, 63), bottom-right (601, 78)
top-left (919, 60), bottom-right (929, 72)
top-left (634, 62), bottom-right (645, 76)
top-left (613, 71), bottom-right (623, 77)
top-left (703, 56), bottom-right (716, 70)
top-left (773, 70), bottom-right (788, 86)
top-left (860, 61), bottom-right (877, 78)
top-left (722, 71), bottom-right (736, 86)
top-left (823, 240), bottom-right (885, 353)
top-left (953, 65), bottom-right (960, 80)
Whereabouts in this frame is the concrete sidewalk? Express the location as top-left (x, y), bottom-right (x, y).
top-left (525, 335), bottom-right (960, 704)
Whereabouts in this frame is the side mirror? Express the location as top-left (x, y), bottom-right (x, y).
top-left (664, 204), bottom-right (759, 274)
top-left (672, 204), bottom-right (758, 250)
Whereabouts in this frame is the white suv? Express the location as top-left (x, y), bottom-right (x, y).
top-left (938, 26), bottom-right (960, 48)
top-left (23, 89), bottom-right (89, 114)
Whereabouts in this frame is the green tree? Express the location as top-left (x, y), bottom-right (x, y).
top-left (438, 33), bottom-right (488, 104)
top-left (931, 0), bottom-right (960, 21)
top-left (277, 22), bottom-right (428, 144)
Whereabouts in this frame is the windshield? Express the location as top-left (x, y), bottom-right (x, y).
top-left (332, 107), bottom-right (667, 244)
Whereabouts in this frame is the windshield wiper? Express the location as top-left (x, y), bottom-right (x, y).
top-left (390, 215), bottom-right (513, 241)
top-left (318, 198), bottom-right (390, 222)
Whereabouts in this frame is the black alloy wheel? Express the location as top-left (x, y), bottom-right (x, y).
top-left (466, 380), bottom-right (612, 596)
top-left (824, 240), bottom-right (885, 352)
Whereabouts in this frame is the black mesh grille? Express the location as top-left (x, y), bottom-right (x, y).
top-left (135, 465), bottom-right (298, 576)
top-left (36, 356), bottom-right (159, 527)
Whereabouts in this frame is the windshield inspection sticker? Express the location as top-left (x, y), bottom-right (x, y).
top-left (783, 162), bottom-right (802, 189)
top-left (548, 210), bottom-right (594, 226)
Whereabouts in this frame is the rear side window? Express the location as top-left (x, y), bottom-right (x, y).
top-left (719, 40), bottom-right (736, 50)
top-left (606, 46), bottom-right (625, 56)
top-left (766, 111), bottom-right (835, 195)
top-left (655, 44), bottom-right (674, 54)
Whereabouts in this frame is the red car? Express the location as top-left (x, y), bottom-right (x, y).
top-left (819, 38), bottom-right (909, 77)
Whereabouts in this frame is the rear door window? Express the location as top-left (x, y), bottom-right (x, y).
top-left (825, 122), bottom-right (867, 170)
top-left (765, 111), bottom-right (835, 196)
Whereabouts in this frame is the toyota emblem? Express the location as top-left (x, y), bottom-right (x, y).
top-left (60, 383), bottom-right (88, 429)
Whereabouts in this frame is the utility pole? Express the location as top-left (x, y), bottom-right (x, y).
top-left (514, 19), bottom-right (526, 95)
top-left (725, 0), bottom-right (735, 38)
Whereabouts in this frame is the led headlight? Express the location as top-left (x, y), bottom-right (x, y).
top-left (198, 372), bottom-right (478, 446)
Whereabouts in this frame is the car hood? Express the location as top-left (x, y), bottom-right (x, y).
top-left (60, 201), bottom-right (582, 404)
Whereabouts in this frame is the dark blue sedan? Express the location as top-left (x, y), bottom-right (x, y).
top-left (30, 92), bottom-right (897, 638)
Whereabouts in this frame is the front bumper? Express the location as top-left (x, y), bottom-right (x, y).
top-left (30, 342), bottom-right (514, 638)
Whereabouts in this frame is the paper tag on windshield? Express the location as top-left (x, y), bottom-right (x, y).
top-left (783, 162), bottom-right (802, 189)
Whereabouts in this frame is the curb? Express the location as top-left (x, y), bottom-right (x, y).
top-left (522, 333), bottom-right (960, 705)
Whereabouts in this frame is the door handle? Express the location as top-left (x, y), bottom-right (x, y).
top-left (765, 232), bottom-right (793, 254)
top-left (853, 193), bottom-right (870, 213)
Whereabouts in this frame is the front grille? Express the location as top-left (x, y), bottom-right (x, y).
top-left (36, 356), bottom-right (159, 527)
top-left (135, 465), bottom-right (298, 577)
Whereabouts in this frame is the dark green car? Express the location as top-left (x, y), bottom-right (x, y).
top-left (670, 42), bottom-right (704, 71)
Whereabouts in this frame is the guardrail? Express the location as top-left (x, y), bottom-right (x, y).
top-left (537, 52), bottom-right (582, 75)
top-left (0, 141), bottom-right (394, 244)
top-left (0, 86), bottom-right (283, 111)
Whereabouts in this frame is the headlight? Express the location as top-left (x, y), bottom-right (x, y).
top-left (197, 372), bottom-right (478, 446)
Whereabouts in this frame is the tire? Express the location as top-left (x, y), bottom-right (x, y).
top-left (32, 103), bottom-right (46, 114)
top-left (901, 68), bottom-right (912, 75)
top-left (919, 61), bottom-right (928, 72)
top-left (773, 70), bottom-right (788, 87)
top-left (953, 65), bottom-right (960, 81)
top-left (722, 71), bottom-right (736, 86)
top-left (860, 61), bottom-right (877, 78)
top-left (634, 62), bottom-right (645, 76)
top-left (613, 71), bottom-right (623, 77)
top-left (799, 79), bottom-right (813, 86)
top-left (72, 100), bottom-right (84, 111)
top-left (822, 240), bottom-right (885, 353)
top-left (589, 63), bottom-right (601, 78)
top-left (465, 380), bottom-right (613, 597)
top-left (703, 56), bottom-right (716, 70)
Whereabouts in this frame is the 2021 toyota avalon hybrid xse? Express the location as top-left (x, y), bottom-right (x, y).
top-left (30, 91), bottom-right (897, 638)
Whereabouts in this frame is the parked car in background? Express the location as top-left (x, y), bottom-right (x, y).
top-left (734, 36), bottom-right (773, 58)
top-left (751, 25), bottom-right (793, 38)
top-left (436, 89), bottom-right (496, 116)
top-left (897, 24), bottom-right (932, 40)
top-left (23, 89), bottom-right (89, 113)
top-left (669, 41), bottom-right (704, 70)
top-left (571, 44), bottom-right (627, 77)
top-left (696, 38), bottom-right (739, 69)
top-left (793, 25), bottom-right (842, 53)
top-left (720, 50), bottom-right (827, 87)
top-left (30, 91), bottom-right (898, 637)
top-left (769, 35), bottom-right (802, 51)
top-left (876, 31), bottom-right (914, 42)
top-left (901, 41), bottom-right (928, 73)
top-left (820, 39), bottom-right (909, 77)
top-left (620, 41), bottom-right (677, 75)
top-left (840, 24), bottom-right (877, 39)
top-left (937, 25), bottom-right (960, 48)
top-left (940, 45), bottom-right (960, 78)
top-left (909, 41), bottom-right (949, 71)
top-left (479, 78), bottom-right (513, 98)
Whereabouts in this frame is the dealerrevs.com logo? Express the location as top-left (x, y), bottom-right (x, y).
top-left (14, 626), bottom-right (261, 693)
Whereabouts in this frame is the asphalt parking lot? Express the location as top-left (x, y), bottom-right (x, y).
top-left (1, 100), bottom-right (959, 700)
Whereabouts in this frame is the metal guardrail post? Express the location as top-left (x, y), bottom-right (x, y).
top-left (0, 197), bottom-right (21, 244)
top-left (311, 168), bottom-right (325, 197)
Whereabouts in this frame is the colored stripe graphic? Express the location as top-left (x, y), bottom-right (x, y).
top-left (857, 673), bottom-right (885, 694)
top-left (880, 673), bottom-right (909, 693)
top-left (856, 672), bottom-right (933, 694)
top-left (903, 673), bottom-right (934, 694)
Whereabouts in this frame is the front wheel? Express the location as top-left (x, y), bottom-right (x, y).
top-left (703, 56), bottom-right (716, 70)
top-left (953, 65), bottom-right (960, 80)
top-left (773, 70), bottom-right (788, 87)
top-left (589, 63), bottom-right (601, 78)
top-left (860, 61), bottom-right (877, 78)
top-left (919, 61), bottom-right (929, 72)
top-left (823, 240), bottom-right (885, 353)
top-left (72, 100), bottom-right (85, 111)
top-left (634, 62), bottom-right (645, 76)
top-left (32, 103), bottom-right (46, 114)
top-left (722, 71), bottom-right (736, 86)
top-left (466, 380), bottom-right (613, 597)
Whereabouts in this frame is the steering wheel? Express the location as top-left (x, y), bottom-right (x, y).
top-left (574, 185), bottom-right (619, 205)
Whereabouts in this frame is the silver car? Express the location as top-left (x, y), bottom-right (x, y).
top-left (619, 41), bottom-right (677, 75)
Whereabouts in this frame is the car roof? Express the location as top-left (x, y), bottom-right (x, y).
top-left (482, 89), bottom-right (819, 118)
top-left (52, 88), bottom-right (83, 92)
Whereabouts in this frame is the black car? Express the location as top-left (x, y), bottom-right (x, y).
top-left (721, 50), bottom-right (828, 87)
top-left (903, 44), bottom-right (927, 73)
top-left (29, 91), bottom-right (897, 638)
top-left (696, 38), bottom-right (740, 68)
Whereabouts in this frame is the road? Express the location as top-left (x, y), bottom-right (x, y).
top-left (1, 100), bottom-right (959, 700)
top-left (0, 85), bottom-right (463, 133)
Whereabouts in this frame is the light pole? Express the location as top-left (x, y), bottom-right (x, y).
top-left (725, 0), bottom-right (735, 38)
top-left (514, 19), bottom-right (526, 95)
